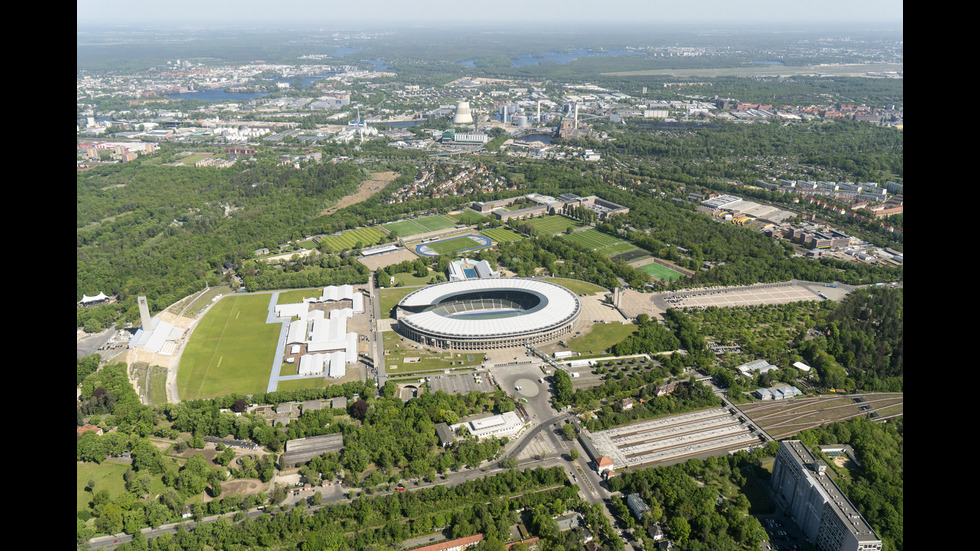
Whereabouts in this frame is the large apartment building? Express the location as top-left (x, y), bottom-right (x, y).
top-left (770, 440), bottom-right (882, 551)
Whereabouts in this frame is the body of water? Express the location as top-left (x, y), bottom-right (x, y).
top-left (518, 133), bottom-right (553, 144)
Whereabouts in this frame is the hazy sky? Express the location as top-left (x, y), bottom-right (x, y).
top-left (78, 0), bottom-right (903, 27)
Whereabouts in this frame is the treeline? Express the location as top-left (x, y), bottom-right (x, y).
top-left (105, 466), bottom-right (575, 551)
top-left (490, 233), bottom-right (650, 289)
top-left (611, 315), bottom-right (681, 356)
top-left (77, 159), bottom-right (368, 328)
top-left (603, 119), bottom-right (903, 182)
top-left (796, 287), bottom-right (903, 391)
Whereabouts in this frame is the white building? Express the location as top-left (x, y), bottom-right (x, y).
top-left (451, 411), bottom-right (525, 441)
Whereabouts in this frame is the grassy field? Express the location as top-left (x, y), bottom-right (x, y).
top-left (481, 227), bottom-right (524, 243)
top-left (426, 236), bottom-right (486, 256)
top-left (542, 277), bottom-right (609, 295)
top-left (379, 287), bottom-right (419, 318)
top-left (384, 215), bottom-right (456, 238)
top-left (383, 331), bottom-right (484, 373)
top-left (639, 262), bottom-right (685, 282)
top-left (177, 294), bottom-right (281, 400)
top-left (561, 228), bottom-right (624, 250)
top-left (77, 462), bottom-right (129, 511)
top-left (449, 209), bottom-right (490, 225)
top-left (524, 215), bottom-right (585, 235)
top-left (414, 215), bottom-right (456, 232)
top-left (77, 461), bottom-right (168, 512)
top-left (319, 227), bottom-right (386, 251)
top-left (566, 322), bottom-right (638, 354)
top-left (392, 270), bottom-right (437, 287)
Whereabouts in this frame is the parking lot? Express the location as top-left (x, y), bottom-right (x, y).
top-left (653, 281), bottom-right (827, 311)
top-left (425, 371), bottom-right (496, 395)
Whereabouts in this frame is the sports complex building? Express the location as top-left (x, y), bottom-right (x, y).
top-left (395, 278), bottom-right (581, 351)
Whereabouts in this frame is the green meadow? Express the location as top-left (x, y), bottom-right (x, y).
top-left (177, 294), bottom-right (281, 400)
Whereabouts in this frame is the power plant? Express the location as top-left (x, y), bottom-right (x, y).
top-left (452, 100), bottom-right (474, 125)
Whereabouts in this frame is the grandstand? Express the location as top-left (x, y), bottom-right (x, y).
top-left (396, 278), bottom-right (580, 351)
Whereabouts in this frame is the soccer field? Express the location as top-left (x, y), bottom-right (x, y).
top-left (561, 228), bottom-right (623, 250)
top-left (177, 294), bottom-right (281, 400)
top-left (481, 227), bottom-right (524, 243)
top-left (319, 227), bottom-right (386, 251)
top-left (384, 215), bottom-right (456, 237)
top-left (639, 261), bottom-right (684, 281)
top-left (427, 236), bottom-right (484, 256)
top-left (525, 215), bottom-right (584, 235)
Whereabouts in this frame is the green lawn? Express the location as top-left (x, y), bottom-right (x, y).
top-left (427, 236), bottom-right (485, 256)
top-left (414, 215), bottom-right (456, 232)
top-left (319, 227), bottom-right (386, 251)
top-left (567, 322), bottom-right (638, 354)
top-left (77, 462), bottom-right (129, 511)
top-left (525, 215), bottom-right (585, 235)
top-left (178, 294), bottom-right (282, 399)
top-left (383, 331), bottom-right (484, 373)
top-left (561, 228), bottom-right (623, 250)
top-left (449, 209), bottom-right (490, 225)
top-left (639, 262), bottom-right (685, 281)
top-left (481, 227), bottom-right (524, 243)
top-left (541, 277), bottom-right (609, 295)
top-left (379, 287), bottom-right (418, 318)
top-left (383, 219), bottom-right (429, 238)
top-left (392, 270), bottom-right (438, 287)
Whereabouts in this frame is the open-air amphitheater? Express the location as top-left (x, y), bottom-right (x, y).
top-left (589, 407), bottom-right (765, 468)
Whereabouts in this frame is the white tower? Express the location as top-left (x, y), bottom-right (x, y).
top-left (537, 101), bottom-right (541, 123)
top-left (574, 104), bottom-right (579, 129)
top-left (453, 100), bottom-right (474, 125)
top-left (138, 296), bottom-right (152, 331)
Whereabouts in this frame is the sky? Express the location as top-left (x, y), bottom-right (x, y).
top-left (77, 0), bottom-right (904, 27)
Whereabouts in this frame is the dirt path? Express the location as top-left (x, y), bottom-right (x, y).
top-left (320, 171), bottom-right (398, 216)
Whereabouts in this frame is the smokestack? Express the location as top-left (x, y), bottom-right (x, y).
top-left (574, 104), bottom-right (579, 129)
top-left (537, 101), bottom-right (541, 123)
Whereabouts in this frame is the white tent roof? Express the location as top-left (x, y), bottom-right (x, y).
top-left (81, 292), bottom-right (108, 303)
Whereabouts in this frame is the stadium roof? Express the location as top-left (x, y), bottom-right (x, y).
top-left (398, 278), bottom-right (579, 338)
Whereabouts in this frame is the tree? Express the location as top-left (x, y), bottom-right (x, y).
top-left (349, 399), bottom-right (369, 420)
top-left (562, 423), bottom-right (577, 441)
top-left (569, 448), bottom-right (579, 461)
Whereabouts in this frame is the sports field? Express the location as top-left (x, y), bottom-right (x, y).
top-left (177, 294), bottom-right (281, 400)
top-left (481, 227), bottom-right (524, 243)
top-left (427, 236), bottom-right (484, 256)
top-left (384, 215), bottom-right (457, 237)
top-left (639, 262), bottom-right (684, 281)
top-left (416, 234), bottom-right (491, 257)
top-left (319, 227), bottom-right (386, 251)
top-left (449, 209), bottom-right (490, 225)
top-left (524, 215), bottom-right (585, 235)
top-left (561, 228), bottom-right (621, 249)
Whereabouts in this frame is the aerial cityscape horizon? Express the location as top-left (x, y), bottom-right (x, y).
top-left (77, 12), bottom-right (903, 551)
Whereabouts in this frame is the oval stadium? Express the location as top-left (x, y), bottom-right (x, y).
top-left (395, 278), bottom-right (581, 350)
